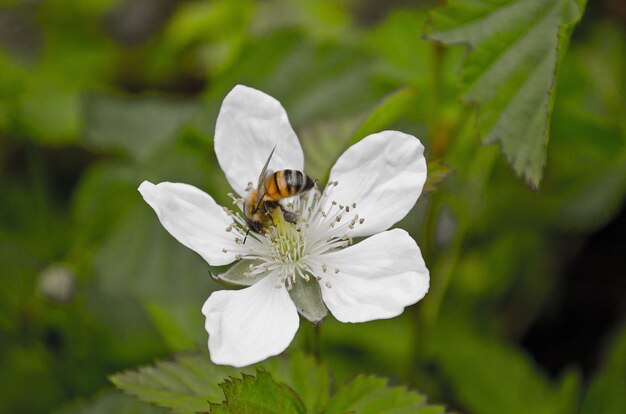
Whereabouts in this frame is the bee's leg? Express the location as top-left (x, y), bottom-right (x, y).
top-left (280, 205), bottom-right (298, 224)
top-left (263, 201), bottom-right (279, 226)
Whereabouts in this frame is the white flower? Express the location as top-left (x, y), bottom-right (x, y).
top-left (138, 85), bottom-right (429, 367)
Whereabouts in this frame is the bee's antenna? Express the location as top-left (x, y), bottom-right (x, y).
top-left (243, 229), bottom-right (250, 244)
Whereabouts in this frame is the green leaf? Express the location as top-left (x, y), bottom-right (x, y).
top-left (110, 354), bottom-right (247, 414)
top-left (434, 317), bottom-right (581, 414)
top-left (209, 369), bottom-right (306, 414)
top-left (144, 302), bottom-right (202, 352)
top-left (424, 160), bottom-right (453, 194)
top-left (427, 0), bottom-right (587, 188)
top-left (299, 116), bottom-right (361, 183)
top-left (580, 325), bottom-right (626, 414)
top-left (53, 392), bottom-right (165, 414)
top-left (82, 94), bottom-right (209, 161)
top-left (349, 87), bottom-right (420, 145)
top-left (324, 375), bottom-right (445, 414)
top-left (274, 352), bottom-right (330, 414)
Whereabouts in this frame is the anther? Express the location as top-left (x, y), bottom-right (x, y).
top-left (334, 268), bottom-right (340, 274)
top-left (222, 248), bottom-right (228, 253)
top-left (351, 202), bottom-right (356, 208)
top-left (322, 264), bottom-right (328, 273)
top-left (345, 206), bottom-right (350, 212)
top-left (235, 254), bottom-right (243, 260)
top-left (325, 281), bottom-right (332, 288)
top-left (359, 218), bottom-right (365, 224)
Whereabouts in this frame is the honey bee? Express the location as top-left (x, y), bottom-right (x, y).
top-left (244, 147), bottom-right (315, 235)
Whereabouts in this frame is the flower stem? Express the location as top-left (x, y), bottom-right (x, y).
top-left (312, 323), bottom-right (321, 361)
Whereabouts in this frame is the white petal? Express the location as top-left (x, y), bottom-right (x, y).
top-left (326, 131), bottom-right (426, 237)
top-left (202, 275), bottom-right (300, 367)
top-left (215, 85), bottom-right (304, 196)
top-left (313, 229), bottom-right (429, 323)
top-left (138, 181), bottom-right (238, 266)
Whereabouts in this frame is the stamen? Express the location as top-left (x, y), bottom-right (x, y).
top-left (220, 186), bottom-right (361, 290)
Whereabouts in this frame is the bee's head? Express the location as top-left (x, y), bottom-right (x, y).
top-left (246, 218), bottom-right (264, 234)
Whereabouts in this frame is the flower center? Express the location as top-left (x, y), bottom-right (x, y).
top-left (221, 181), bottom-right (365, 290)
top-left (267, 209), bottom-right (306, 263)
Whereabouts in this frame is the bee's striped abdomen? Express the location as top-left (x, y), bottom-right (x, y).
top-left (265, 170), bottom-right (314, 201)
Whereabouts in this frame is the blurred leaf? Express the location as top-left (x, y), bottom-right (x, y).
top-left (82, 94), bottom-right (209, 161)
top-left (427, 0), bottom-right (587, 188)
top-left (434, 317), bottom-right (581, 414)
top-left (580, 325), bottom-right (626, 414)
top-left (424, 160), bottom-right (453, 195)
top-left (0, 2), bottom-right (116, 144)
top-left (366, 10), bottom-right (430, 88)
top-left (153, 0), bottom-right (252, 76)
top-left (92, 202), bottom-right (211, 303)
top-left (71, 161), bottom-right (138, 248)
top-left (349, 87), bottom-right (420, 145)
top-left (541, 21), bottom-right (626, 231)
top-left (54, 391), bottom-right (165, 414)
top-left (325, 375), bottom-right (445, 414)
top-left (252, 0), bottom-right (352, 42)
top-left (110, 354), bottom-right (246, 414)
top-left (144, 302), bottom-right (201, 352)
top-left (208, 369), bottom-right (305, 414)
top-left (322, 315), bottom-right (415, 382)
top-left (205, 30), bottom-right (386, 127)
top-left (299, 116), bottom-right (360, 182)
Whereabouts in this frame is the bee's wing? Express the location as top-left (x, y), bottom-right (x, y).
top-left (252, 146), bottom-right (276, 213)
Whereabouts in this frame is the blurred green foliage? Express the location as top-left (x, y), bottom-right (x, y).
top-left (0, 0), bottom-right (624, 413)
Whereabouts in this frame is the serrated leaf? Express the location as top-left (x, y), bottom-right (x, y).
top-left (209, 369), bottom-right (305, 414)
top-left (427, 0), bottom-right (587, 188)
top-left (324, 375), bottom-right (445, 414)
top-left (110, 354), bottom-right (249, 414)
top-left (280, 352), bottom-right (330, 414)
